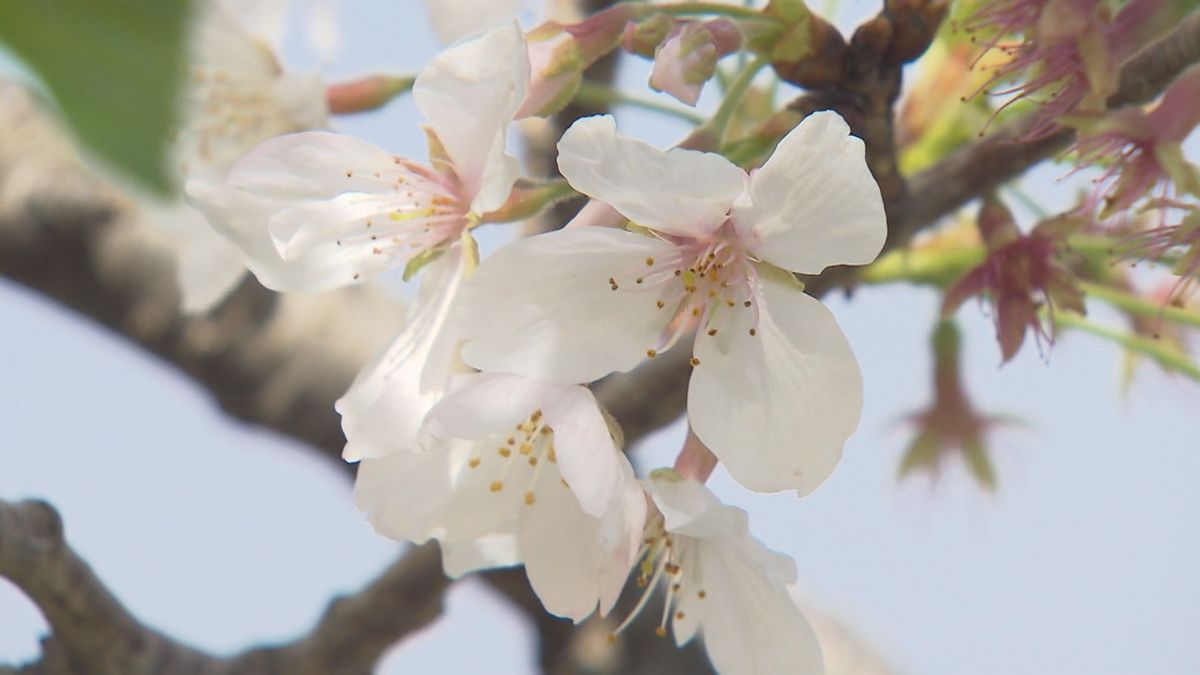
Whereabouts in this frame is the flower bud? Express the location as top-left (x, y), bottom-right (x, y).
top-left (324, 74), bottom-right (414, 115)
top-left (622, 13), bottom-right (674, 58)
top-left (517, 5), bottom-right (635, 118)
top-left (759, 0), bottom-right (845, 89)
top-left (649, 19), bottom-right (742, 106)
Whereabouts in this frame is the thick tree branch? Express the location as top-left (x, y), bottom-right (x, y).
top-left (0, 497), bottom-right (449, 674)
top-left (0, 499), bottom-right (213, 674)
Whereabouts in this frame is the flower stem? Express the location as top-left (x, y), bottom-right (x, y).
top-left (325, 74), bottom-right (414, 115)
top-left (1002, 184), bottom-right (1049, 219)
top-left (860, 233), bottom-right (1173, 288)
top-left (859, 244), bottom-right (986, 286)
top-left (574, 81), bottom-right (706, 124)
top-left (1054, 312), bottom-right (1200, 381)
top-left (652, 2), bottom-right (774, 21)
top-left (1078, 281), bottom-right (1200, 329)
top-left (687, 55), bottom-right (769, 150)
top-left (481, 179), bottom-right (579, 224)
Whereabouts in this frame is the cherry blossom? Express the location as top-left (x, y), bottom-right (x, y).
top-left (190, 22), bottom-right (529, 459)
top-left (163, 0), bottom-right (329, 312)
top-left (942, 198), bottom-right (1085, 362)
top-left (196, 22), bottom-right (527, 292)
top-left (459, 111), bottom-right (886, 495)
top-left (353, 373), bottom-right (645, 622)
top-left (607, 470), bottom-right (824, 675)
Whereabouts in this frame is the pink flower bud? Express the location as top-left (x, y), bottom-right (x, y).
top-left (622, 13), bottom-right (674, 58)
top-left (324, 74), bottom-right (414, 115)
top-left (649, 19), bottom-right (741, 106)
top-left (517, 6), bottom-right (636, 118)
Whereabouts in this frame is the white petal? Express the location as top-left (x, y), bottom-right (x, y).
top-left (414, 23), bottom-right (528, 214)
top-left (192, 2), bottom-right (281, 80)
top-left (225, 131), bottom-right (403, 200)
top-left (733, 111), bottom-right (886, 274)
top-left (644, 470), bottom-right (726, 537)
top-left (304, 0), bottom-right (341, 61)
top-left (425, 0), bottom-right (523, 44)
top-left (182, 8), bottom-right (328, 178)
top-left (149, 200), bottom-right (248, 313)
top-left (212, 0), bottom-right (291, 51)
top-left (458, 227), bottom-right (678, 384)
top-left (518, 461), bottom-right (639, 622)
top-left (353, 439), bottom-right (523, 548)
top-left (692, 543), bottom-right (822, 675)
top-left (176, 230), bottom-right (248, 314)
top-left (423, 372), bottom-right (557, 443)
top-left (426, 372), bottom-right (638, 521)
top-left (595, 472), bottom-right (648, 615)
top-left (186, 177), bottom-right (384, 293)
top-left (213, 132), bottom-right (457, 290)
top-left (337, 252), bottom-right (465, 461)
top-left (646, 475), bottom-right (821, 673)
top-left (688, 275), bottom-right (863, 495)
top-left (539, 384), bottom-right (627, 517)
top-left (557, 115), bottom-right (744, 238)
top-left (441, 532), bottom-right (520, 577)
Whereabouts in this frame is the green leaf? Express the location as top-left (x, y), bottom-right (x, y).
top-left (0, 0), bottom-right (191, 195)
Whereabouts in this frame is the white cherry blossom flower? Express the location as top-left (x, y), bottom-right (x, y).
top-left (167, 0), bottom-right (329, 312)
top-left (458, 111), bottom-right (886, 495)
top-left (608, 469), bottom-right (823, 675)
top-left (196, 21), bottom-right (528, 292)
top-left (336, 249), bottom-right (466, 461)
top-left (353, 372), bottom-right (646, 622)
top-left (190, 22), bottom-right (530, 459)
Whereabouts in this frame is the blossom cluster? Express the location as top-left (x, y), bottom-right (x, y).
top-left (166, 2), bottom-right (890, 672)
top-left (935, 0), bottom-right (1200, 366)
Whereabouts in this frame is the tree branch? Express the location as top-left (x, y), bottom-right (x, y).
top-left (0, 497), bottom-right (450, 674)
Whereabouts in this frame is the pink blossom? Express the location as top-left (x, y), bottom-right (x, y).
top-left (648, 19), bottom-right (741, 106)
top-left (943, 197), bottom-right (1086, 361)
top-left (1072, 65), bottom-right (1200, 216)
top-left (969, 0), bottom-right (1181, 139)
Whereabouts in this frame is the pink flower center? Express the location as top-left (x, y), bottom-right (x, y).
top-left (334, 160), bottom-right (472, 277)
top-left (608, 224), bottom-right (762, 359)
